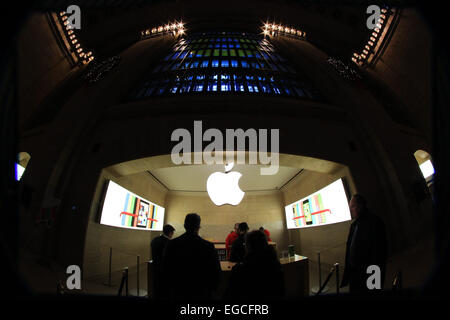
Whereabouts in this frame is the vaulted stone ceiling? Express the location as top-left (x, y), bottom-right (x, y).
top-left (34, 0), bottom-right (371, 61)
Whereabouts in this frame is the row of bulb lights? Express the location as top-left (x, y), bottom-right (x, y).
top-left (262, 23), bottom-right (306, 38)
top-left (141, 21), bottom-right (185, 39)
top-left (352, 8), bottom-right (389, 65)
top-left (58, 11), bottom-right (94, 65)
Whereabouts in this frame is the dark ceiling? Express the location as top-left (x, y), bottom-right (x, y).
top-left (33, 0), bottom-right (375, 61)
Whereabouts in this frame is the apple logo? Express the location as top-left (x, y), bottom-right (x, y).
top-left (207, 162), bottom-right (245, 206)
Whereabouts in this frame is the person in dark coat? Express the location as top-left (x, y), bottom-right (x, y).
top-left (229, 222), bottom-right (249, 263)
top-left (341, 194), bottom-right (388, 294)
top-left (151, 224), bottom-right (175, 265)
top-left (161, 213), bottom-right (221, 300)
top-left (150, 224), bottom-right (175, 298)
top-left (259, 226), bottom-right (272, 242)
top-left (225, 230), bottom-right (285, 300)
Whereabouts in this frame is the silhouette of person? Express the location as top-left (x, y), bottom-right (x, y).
top-left (161, 213), bottom-right (221, 300)
top-left (259, 226), bottom-right (272, 242)
top-left (230, 222), bottom-right (249, 263)
top-left (150, 224), bottom-right (175, 299)
top-left (341, 194), bottom-right (387, 294)
top-left (225, 223), bottom-right (240, 260)
top-left (225, 230), bottom-right (285, 300)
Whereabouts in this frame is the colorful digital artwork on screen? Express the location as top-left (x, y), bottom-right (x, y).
top-left (285, 178), bottom-right (351, 229)
top-left (100, 180), bottom-right (164, 231)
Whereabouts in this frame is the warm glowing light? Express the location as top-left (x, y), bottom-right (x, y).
top-left (261, 21), bottom-right (304, 39)
top-left (419, 160), bottom-right (435, 179)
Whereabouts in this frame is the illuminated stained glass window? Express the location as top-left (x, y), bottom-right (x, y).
top-left (130, 31), bottom-right (319, 99)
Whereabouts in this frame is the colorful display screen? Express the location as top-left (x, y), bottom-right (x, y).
top-left (285, 178), bottom-right (351, 229)
top-left (99, 180), bottom-right (164, 231)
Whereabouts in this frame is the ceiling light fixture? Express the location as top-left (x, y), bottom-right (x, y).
top-left (141, 20), bottom-right (186, 40)
top-left (56, 10), bottom-right (94, 65)
top-left (352, 7), bottom-right (393, 66)
top-left (261, 20), bottom-right (306, 40)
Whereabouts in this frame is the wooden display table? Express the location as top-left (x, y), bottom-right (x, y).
top-left (214, 242), bottom-right (277, 261)
top-left (216, 254), bottom-right (309, 298)
top-left (148, 254), bottom-right (309, 299)
top-left (279, 254), bottom-right (309, 298)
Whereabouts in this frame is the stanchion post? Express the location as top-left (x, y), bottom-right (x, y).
top-left (118, 267), bottom-right (128, 296)
top-left (117, 271), bottom-right (123, 296)
top-left (137, 255), bottom-right (140, 297)
top-left (318, 252), bottom-right (321, 287)
top-left (125, 267), bottom-right (129, 297)
top-left (108, 247), bottom-right (112, 286)
top-left (335, 263), bottom-right (339, 295)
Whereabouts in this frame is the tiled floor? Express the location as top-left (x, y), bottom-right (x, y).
top-left (21, 247), bottom-right (349, 298)
top-left (308, 260), bottom-right (349, 295)
top-left (82, 260), bottom-right (351, 297)
top-left (19, 235), bottom-right (435, 297)
top-left (19, 248), bottom-right (148, 297)
top-left (83, 264), bottom-right (149, 297)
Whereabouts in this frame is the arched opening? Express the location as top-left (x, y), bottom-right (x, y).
top-left (83, 153), bottom-right (356, 297)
